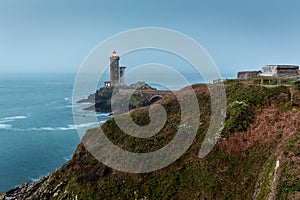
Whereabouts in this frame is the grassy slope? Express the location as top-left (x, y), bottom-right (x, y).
top-left (20, 81), bottom-right (300, 199)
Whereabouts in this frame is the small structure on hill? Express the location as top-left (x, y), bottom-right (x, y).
top-left (237, 65), bottom-right (299, 79)
top-left (259, 65), bottom-right (299, 77)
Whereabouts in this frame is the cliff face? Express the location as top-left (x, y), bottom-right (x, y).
top-left (4, 81), bottom-right (300, 199)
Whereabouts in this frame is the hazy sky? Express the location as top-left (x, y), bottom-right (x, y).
top-left (1, 0), bottom-right (300, 77)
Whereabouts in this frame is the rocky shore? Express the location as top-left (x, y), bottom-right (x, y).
top-left (3, 176), bottom-right (49, 200)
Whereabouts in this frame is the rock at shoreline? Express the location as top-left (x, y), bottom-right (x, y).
top-left (78, 82), bottom-right (159, 113)
top-left (76, 93), bottom-right (95, 104)
top-left (4, 176), bottom-right (49, 200)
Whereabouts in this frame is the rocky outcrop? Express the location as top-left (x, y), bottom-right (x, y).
top-left (128, 82), bottom-right (157, 90)
top-left (5, 176), bottom-right (49, 200)
top-left (78, 82), bottom-right (159, 113)
top-left (76, 93), bottom-right (95, 104)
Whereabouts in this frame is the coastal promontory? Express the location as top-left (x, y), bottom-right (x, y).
top-left (4, 80), bottom-right (300, 199)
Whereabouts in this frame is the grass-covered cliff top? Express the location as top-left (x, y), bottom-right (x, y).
top-left (5, 80), bottom-right (300, 199)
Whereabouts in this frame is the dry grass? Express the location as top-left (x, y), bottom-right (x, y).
top-left (220, 104), bottom-right (300, 153)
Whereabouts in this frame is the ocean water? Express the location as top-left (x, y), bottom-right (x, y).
top-left (0, 74), bottom-right (109, 193)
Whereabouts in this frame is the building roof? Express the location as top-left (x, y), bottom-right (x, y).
top-left (262, 65), bottom-right (299, 71)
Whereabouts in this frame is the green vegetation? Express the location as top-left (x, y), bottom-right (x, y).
top-left (277, 133), bottom-right (300, 199)
top-left (293, 80), bottom-right (300, 91)
top-left (8, 81), bottom-right (300, 199)
top-left (223, 82), bottom-right (291, 135)
top-left (130, 94), bottom-right (148, 107)
top-left (255, 155), bottom-right (277, 200)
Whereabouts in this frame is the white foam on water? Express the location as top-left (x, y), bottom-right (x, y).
top-left (28, 174), bottom-right (49, 183)
top-left (56, 126), bottom-right (75, 131)
top-left (0, 124), bottom-right (12, 129)
top-left (75, 122), bottom-right (100, 128)
top-left (1, 122), bottom-right (102, 132)
top-left (58, 122), bottom-right (100, 130)
top-left (96, 113), bottom-right (109, 117)
top-left (0, 115), bottom-right (28, 124)
top-left (39, 127), bottom-right (56, 131)
top-left (56, 122), bottom-right (100, 131)
top-left (64, 97), bottom-right (73, 101)
top-left (2, 116), bottom-right (28, 120)
top-left (0, 119), bottom-right (14, 123)
top-left (63, 154), bottom-right (73, 161)
top-left (29, 176), bottom-right (40, 182)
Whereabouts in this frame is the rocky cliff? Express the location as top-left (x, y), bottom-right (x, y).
top-left (4, 81), bottom-right (300, 199)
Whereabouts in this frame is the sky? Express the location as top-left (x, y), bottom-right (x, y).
top-left (1, 0), bottom-right (300, 78)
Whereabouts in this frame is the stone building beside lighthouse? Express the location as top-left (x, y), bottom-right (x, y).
top-left (105, 50), bottom-right (126, 87)
top-left (119, 66), bottom-right (126, 85)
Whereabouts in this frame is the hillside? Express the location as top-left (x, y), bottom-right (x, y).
top-left (4, 81), bottom-right (300, 199)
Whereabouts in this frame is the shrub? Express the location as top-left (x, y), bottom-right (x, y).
top-left (292, 80), bottom-right (300, 91)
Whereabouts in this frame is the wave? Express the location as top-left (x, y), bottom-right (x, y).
top-left (64, 104), bottom-right (82, 108)
top-left (0, 119), bottom-right (14, 123)
top-left (37, 127), bottom-right (56, 131)
top-left (64, 105), bottom-right (73, 108)
top-left (57, 122), bottom-right (100, 131)
top-left (28, 173), bottom-right (50, 183)
top-left (0, 115), bottom-right (28, 125)
top-left (0, 124), bottom-right (12, 129)
top-left (29, 123), bottom-right (98, 131)
top-left (2, 116), bottom-right (28, 120)
top-left (64, 97), bottom-right (73, 101)
top-left (96, 113), bottom-right (109, 117)
top-left (63, 154), bottom-right (73, 161)
top-left (0, 115), bottom-right (28, 124)
top-left (0, 122), bottom-right (102, 131)
top-left (29, 176), bottom-right (40, 182)
top-left (56, 126), bottom-right (74, 131)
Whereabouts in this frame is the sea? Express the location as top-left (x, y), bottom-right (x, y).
top-left (0, 71), bottom-right (234, 193)
top-left (0, 73), bottom-right (110, 193)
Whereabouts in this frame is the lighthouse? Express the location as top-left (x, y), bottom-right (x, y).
top-left (108, 50), bottom-right (126, 87)
top-left (110, 50), bottom-right (120, 86)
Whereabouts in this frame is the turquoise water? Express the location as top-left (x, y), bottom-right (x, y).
top-left (0, 74), bottom-right (109, 193)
